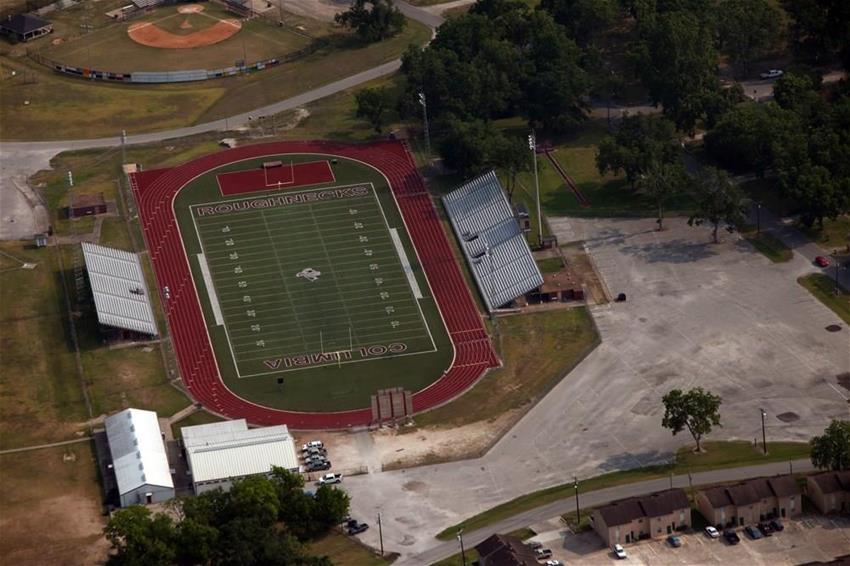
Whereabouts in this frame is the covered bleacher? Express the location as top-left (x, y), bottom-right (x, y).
top-left (442, 171), bottom-right (544, 312)
top-left (81, 242), bottom-right (159, 338)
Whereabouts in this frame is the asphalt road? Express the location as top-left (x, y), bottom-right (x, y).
top-left (406, 459), bottom-right (815, 565)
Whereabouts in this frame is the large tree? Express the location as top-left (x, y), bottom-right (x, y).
top-left (596, 113), bottom-right (679, 189)
top-left (687, 167), bottom-right (746, 243)
top-left (637, 161), bottom-right (688, 231)
top-left (661, 387), bottom-right (722, 452)
top-left (104, 506), bottom-right (176, 566)
top-left (335, 0), bottom-right (406, 43)
top-left (629, 9), bottom-right (721, 133)
top-left (810, 420), bottom-right (850, 471)
top-left (355, 86), bottom-right (394, 132)
top-left (715, 0), bottom-right (783, 70)
top-left (783, 0), bottom-right (850, 69)
top-left (538, 0), bottom-right (619, 47)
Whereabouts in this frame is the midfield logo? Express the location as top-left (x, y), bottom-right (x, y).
top-left (296, 267), bottom-right (322, 282)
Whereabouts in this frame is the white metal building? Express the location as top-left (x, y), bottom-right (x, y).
top-left (104, 408), bottom-right (175, 507)
top-left (181, 419), bottom-right (300, 494)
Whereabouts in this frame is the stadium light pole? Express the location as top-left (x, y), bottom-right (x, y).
top-left (457, 529), bottom-right (467, 566)
top-left (418, 92), bottom-right (431, 160)
top-left (760, 408), bottom-right (767, 455)
top-left (377, 512), bottom-right (384, 557)
top-left (574, 476), bottom-right (581, 526)
top-left (528, 131), bottom-right (542, 247)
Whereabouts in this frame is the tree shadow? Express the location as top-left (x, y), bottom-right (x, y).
top-left (597, 449), bottom-right (675, 473)
top-left (619, 239), bottom-right (717, 264)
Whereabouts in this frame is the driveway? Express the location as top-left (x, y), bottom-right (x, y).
top-left (343, 216), bottom-right (850, 564)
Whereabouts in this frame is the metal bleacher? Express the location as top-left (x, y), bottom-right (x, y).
top-left (442, 170), bottom-right (543, 312)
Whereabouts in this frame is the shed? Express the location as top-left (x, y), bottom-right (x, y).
top-left (0, 14), bottom-right (52, 42)
top-left (104, 408), bottom-right (174, 507)
top-left (181, 419), bottom-right (300, 494)
top-left (69, 192), bottom-right (108, 217)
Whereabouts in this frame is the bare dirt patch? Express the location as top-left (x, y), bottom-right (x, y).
top-left (178, 3), bottom-right (205, 13)
top-left (278, 0), bottom-right (348, 22)
top-left (128, 18), bottom-right (242, 49)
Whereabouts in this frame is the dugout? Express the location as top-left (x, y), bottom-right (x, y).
top-left (81, 242), bottom-right (159, 341)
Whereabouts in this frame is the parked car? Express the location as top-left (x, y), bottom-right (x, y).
top-left (667, 535), bottom-right (683, 548)
top-left (306, 460), bottom-right (331, 472)
top-left (745, 525), bottom-right (763, 540)
top-left (318, 473), bottom-right (343, 485)
top-left (770, 519), bottom-right (784, 532)
top-left (346, 519), bottom-right (369, 535)
top-left (544, 561), bottom-right (563, 566)
top-left (303, 446), bottom-right (328, 457)
top-left (757, 522), bottom-right (774, 536)
top-left (527, 541), bottom-right (543, 550)
top-left (815, 256), bottom-right (830, 267)
top-left (534, 548), bottom-right (553, 559)
top-left (304, 455), bottom-right (329, 465)
top-left (705, 526), bottom-right (720, 539)
top-left (613, 544), bottom-right (627, 559)
top-left (760, 69), bottom-right (784, 79)
top-left (723, 530), bottom-right (740, 545)
top-left (302, 440), bottom-right (324, 450)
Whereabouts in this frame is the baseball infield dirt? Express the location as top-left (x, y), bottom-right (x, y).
top-left (128, 18), bottom-right (241, 49)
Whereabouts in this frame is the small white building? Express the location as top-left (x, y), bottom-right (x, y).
top-left (181, 419), bottom-right (299, 495)
top-left (104, 408), bottom-right (174, 507)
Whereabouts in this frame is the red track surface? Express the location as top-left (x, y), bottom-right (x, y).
top-left (217, 160), bottom-right (335, 196)
top-left (131, 140), bottom-right (499, 429)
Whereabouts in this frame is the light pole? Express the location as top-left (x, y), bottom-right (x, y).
top-left (457, 529), bottom-right (467, 566)
top-left (418, 92), bottom-right (431, 160)
top-left (574, 476), bottom-right (581, 526)
top-left (377, 512), bottom-right (384, 557)
top-left (833, 250), bottom-right (844, 295)
top-left (760, 408), bottom-right (767, 455)
top-left (755, 201), bottom-right (761, 234)
top-left (528, 131), bottom-right (542, 247)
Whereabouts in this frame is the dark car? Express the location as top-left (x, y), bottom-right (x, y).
top-left (757, 522), bottom-right (774, 536)
top-left (307, 460), bottom-right (331, 471)
top-left (770, 519), bottom-right (784, 532)
top-left (745, 525), bottom-right (763, 540)
top-left (667, 535), bottom-right (683, 548)
top-left (347, 519), bottom-right (369, 535)
top-left (723, 530), bottom-right (740, 545)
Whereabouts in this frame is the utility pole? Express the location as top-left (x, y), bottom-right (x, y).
top-left (528, 131), bottom-right (542, 247)
top-left (377, 512), bottom-right (384, 557)
top-left (760, 408), bottom-right (768, 455)
top-left (574, 476), bottom-right (581, 527)
top-left (121, 130), bottom-right (127, 166)
top-left (457, 529), bottom-right (467, 566)
top-left (418, 92), bottom-right (431, 160)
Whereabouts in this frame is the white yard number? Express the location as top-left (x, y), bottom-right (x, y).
top-left (374, 277), bottom-right (384, 286)
top-left (354, 222), bottom-right (364, 229)
top-left (234, 266), bottom-right (243, 274)
top-left (221, 225), bottom-right (231, 233)
top-left (363, 249), bottom-right (373, 256)
top-left (251, 324), bottom-right (261, 332)
top-left (349, 209), bottom-right (359, 215)
top-left (238, 281), bottom-right (248, 288)
top-left (359, 235), bottom-right (369, 243)
top-left (225, 238), bottom-right (235, 246)
top-left (369, 263), bottom-right (379, 271)
top-left (229, 252), bottom-right (239, 260)
top-left (242, 295), bottom-right (252, 303)
top-left (379, 291), bottom-right (390, 300)
top-left (256, 340), bottom-right (266, 347)
top-left (391, 320), bottom-right (400, 328)
top-left (385, 306), bottom-right (395, 314)
top-left (246, 309), bottom-right (256, 317)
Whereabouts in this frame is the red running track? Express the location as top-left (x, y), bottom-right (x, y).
top-left (130, 140), bottom-right (499, 429)
top-left (216, 160), bottom-right (335, 196)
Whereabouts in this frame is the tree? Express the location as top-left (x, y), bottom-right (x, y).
top-left (687, 167), bottom-right (746, 243)
top-left (539, 0), bottom-right (619, 46)
top-left (437, 117), bottom-right (511, 176)
top-left (104, 506), bottom-right (176, 566)
top-left (493, 135), bottom-right (531, 202)
top-left (629, 10), bottom-right (721, 132)
top-left (596, 113), bottom-right (679, 188)
top-left (783, 0), bottom-right (850, 69)
top-left (175, 519), bottom-right (218, 565)
top-left (637, 161), bottom-right (687, 231)
top-left (312, 485), bottom-right (350, 530)
top-left (772, 71), bottom-right (822, 113)
top-left (810, 420), bottom-right (850, 471)
top-left (715, 0), bottom-right (783, 70)
top-left (335, 0), bottom-right (406, 43)
top-left (661, 387), bottom-right (722, 452)
top-left (355, 87), bottom-right (393, 132)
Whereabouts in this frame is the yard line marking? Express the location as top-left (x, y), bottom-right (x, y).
top-left (390, 228), bottom-right (423, 299)
top-left (197, 253), bottom-right (224, 326)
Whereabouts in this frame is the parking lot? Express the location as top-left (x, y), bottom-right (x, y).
top-left (532, 514), bottom-right (850, 565)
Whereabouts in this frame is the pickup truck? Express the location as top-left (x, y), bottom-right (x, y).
top-left (318, 473), bottom-right (343, 485)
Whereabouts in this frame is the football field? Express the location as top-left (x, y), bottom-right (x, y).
top-left (191, 183), bottom-right (436, 378)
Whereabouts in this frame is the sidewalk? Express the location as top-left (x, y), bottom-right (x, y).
top-left (406, 459), bottom-right (814, 565)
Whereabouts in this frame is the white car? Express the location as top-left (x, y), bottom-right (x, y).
top-left (545, 561), bottom-right (563, 566)
top-left (613, 544), bottom-right (627, 559)
top-left (318, 472), bottom-right (342, 485)
top-left (705, 525), bottom-right (720, 538)
top-left (302, 440), bottom-right (324, 451)
top-left (759, 69), bottom-right (783, 79)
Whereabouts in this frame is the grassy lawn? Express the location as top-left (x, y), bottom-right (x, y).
top-left (798, 274), bottom-right (850, 324)
top-left (306, 532), bottom-right (392, 566)
top-left (435, 440), bottom-right (810, 540)
top-left (433, 528), bottom-right (535, 566)
top-left (0, 19), bottom-right (429, 140)
top-left (536, 256), bottom-right (564, 274)
top-left (171, 410), bottom-right (225, 439)
top-left (741, 229), bottom-right (793, 263)
top-left (0, 443), bottom-right (109, 565)
top-left (799, 215), bottom-right (850, 253)
top-left (412, 308), bottom-right (599, 429)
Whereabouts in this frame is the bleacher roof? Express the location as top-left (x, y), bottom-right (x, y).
top-left (81, 242), bottom-right (158, 335)
top-left (181, 419), bottom-right (299, 483)
top-left (104, 408), bottom-right (173, 495)
top-left (442, 171), bottom-right (543, 311)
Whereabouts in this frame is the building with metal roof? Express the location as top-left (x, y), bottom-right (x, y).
top-left (104, 408), bottom-right (174, 507)
top-left (0, 13), bottom-right (52, 42)
top-left (81, 242), bottom-right (158, 336)
top-left (181, 419), bottom-right (299, 494)
top-left (442, 171), bottom-right (544, 311)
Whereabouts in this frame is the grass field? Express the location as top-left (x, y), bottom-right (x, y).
top-left (742, 229), bottom-right (793, 263)
top-left (798, 273), bottom-right (850, 324)
top-left (173, 154), bottom-right (453, 412)
top-left (435, 440), bottom-right (811, 540)
top-left (306, 532), bottom-right (392, 566)
top-left (44, 4), bottom-right (316, 73)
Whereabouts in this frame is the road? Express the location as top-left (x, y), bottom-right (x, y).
top-left (408, 459), bottom-right (815, 565)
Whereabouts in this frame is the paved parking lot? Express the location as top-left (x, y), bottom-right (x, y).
top-left (533, 514), bottom-right (850, 565)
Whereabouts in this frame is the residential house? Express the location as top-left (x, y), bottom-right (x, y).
top-left (697, 474), bottom-right (801, 529)
top-left (807, 471), bottom-right (850, 514)
top-left (590, 489), bottom-right (691, 546)
top-left (475, 534), bottom-right (538, 566)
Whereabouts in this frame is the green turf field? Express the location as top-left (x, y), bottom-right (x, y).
top-left (174, 155), bottom-right (453, 412)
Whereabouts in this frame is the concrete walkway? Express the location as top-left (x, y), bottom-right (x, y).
top-left (0, 437), bottom-right (91, 455)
